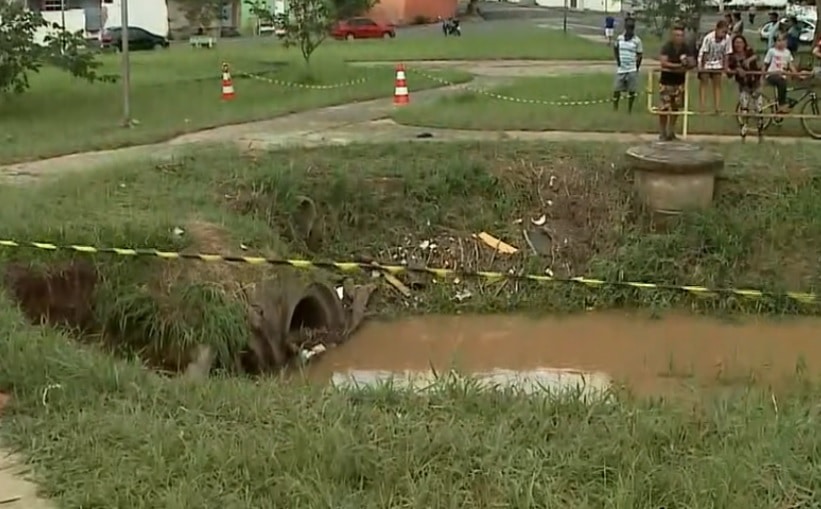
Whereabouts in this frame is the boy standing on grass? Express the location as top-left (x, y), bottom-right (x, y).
top-left (612, 18), bottom-right (642, 113)
top-left (604, 15), bottom-right (615, 45)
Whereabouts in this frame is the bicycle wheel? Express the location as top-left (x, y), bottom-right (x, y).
top-left (736, 100), bottom-right (776, 131)
top-left (799, 96), bottom-right (821, 139)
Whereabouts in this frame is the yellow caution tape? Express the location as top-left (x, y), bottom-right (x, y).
top-left (0, 240), bottom-right (817, 304)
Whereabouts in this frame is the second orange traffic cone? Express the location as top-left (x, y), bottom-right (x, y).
top-left (393, 64), bottom-right (409, 106)
top-left (221, 62), bottom-right (235, 101)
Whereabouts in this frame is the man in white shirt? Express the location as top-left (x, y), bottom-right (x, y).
top-left (697, 20), bottom-right (732, 112)
top-left (612, 18), bottom-right (643, 113)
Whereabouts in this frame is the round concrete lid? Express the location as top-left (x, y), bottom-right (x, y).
top-left (625, 141), bottom-right (724, 174)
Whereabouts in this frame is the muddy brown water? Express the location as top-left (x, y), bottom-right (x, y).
top-left (309, 313), bottom-right (821, 395)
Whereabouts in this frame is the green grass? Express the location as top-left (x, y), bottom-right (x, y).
top-left (392, 71), bottom-right (821, 137)
top-left (0, 141), bottom-right (818, 362)
top-left (0, 45), bottom-right (470, 164)
top-left (1, 141), bottom-right (821, 506)
top-left (0, 29), bottom-right (612, 163)
top-left (4, 317), bottom-right (821, 508)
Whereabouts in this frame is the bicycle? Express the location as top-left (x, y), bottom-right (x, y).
top-left (735, 76), bottom-right (821, 139)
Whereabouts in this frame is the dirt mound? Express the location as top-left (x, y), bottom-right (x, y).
top-left (3, 260), bottom-right (97, 332)
top-left (0, 220), bottom-right (375, 377)
top-left (397, 158), bottom-right (629, 279)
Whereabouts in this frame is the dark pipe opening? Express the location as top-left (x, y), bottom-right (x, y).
top-left (289, 295), bottom-right (330, 332)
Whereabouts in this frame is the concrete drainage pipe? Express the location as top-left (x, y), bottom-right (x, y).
top-left (242, 278), bottom-right (345, 374)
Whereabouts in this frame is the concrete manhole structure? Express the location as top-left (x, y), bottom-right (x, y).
top-left (626, 141), bottom-right (724, 222)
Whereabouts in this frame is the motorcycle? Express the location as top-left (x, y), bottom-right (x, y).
top-left (441, 17), bottom-right (461, 36)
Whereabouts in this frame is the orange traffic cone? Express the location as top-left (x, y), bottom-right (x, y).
top-left (221, 62), bottom-right (235, 101)
top-left (393, 64), bottom-right (409, 106)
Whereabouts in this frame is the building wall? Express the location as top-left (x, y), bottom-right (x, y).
top-left (368, 0), bottom-right (458, 25)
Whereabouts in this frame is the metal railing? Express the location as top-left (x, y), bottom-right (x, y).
top-left (645, 68), bottom-right (821, 139)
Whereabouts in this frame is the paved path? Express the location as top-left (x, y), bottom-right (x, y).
top-left (0, 59), bottom-right (808, 183)
top-left (0, 394), bottom-right (53, 508)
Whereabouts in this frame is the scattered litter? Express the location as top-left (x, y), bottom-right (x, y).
top-left (335, 286), bottom-right (345, 300)
top-left (418, 239), bottom-right (437, 250)
top-left (172, 226), bottom-right (185, 237)
top-left (240, 243), bottom-right (249, 250)
top-left (547, 199), bottom-right (553, 206)
top-left (475, 231), bottom-right (518, 254)
top-left (513, 218), bottom-right (523, 224)
top-left (299, 343), bottom-right (327, 363)
top-left (545, 267), bottom-right (554, 277)
top-left (382, 272), bottom-right (412, 298)
top-left (549, 175), bottom-right (557, 188)
top-left (41, 383), bottom-right (62, 407)
top-left (531, 214), bottom-right (546, 226)
top-left (454, 290), bottom-right (472, 302)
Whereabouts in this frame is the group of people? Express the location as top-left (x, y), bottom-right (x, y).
top-left (608, 15), bottom-right (821, 141)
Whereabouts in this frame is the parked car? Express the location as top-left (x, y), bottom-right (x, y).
top-left (330, 18), bottom-right (395, 40)
top-left (759, 17), bottom-right (816, 44)
top-left (101, 27), bottom-right (170, 51)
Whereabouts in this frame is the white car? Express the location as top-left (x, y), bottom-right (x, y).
top-left (759, 17), bottom-right (816, 44)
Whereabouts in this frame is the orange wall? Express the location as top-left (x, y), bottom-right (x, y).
top-left (368, 0), bottom-right (458, 25)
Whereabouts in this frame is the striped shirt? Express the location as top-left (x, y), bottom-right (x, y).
top-left (615, 34), bottom-right (643, 73)
top-left (698, 31), bottom-right (732, 70)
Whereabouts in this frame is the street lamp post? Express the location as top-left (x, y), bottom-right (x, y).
top-left (563, 0), bottom-right (568, 33)
top-left (60, 0), bottom-right (66, 53)
top-left (120, 0), bottom-right (131, 126)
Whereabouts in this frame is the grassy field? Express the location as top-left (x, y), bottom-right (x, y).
top-left (2, 141), bottom-right (821, 506)
top-left (392, 70), bottom-right (821, 137)
top-left (0, 46), bottom-right (470, 164)
top-left (0, 29), bottom-right (612, 164)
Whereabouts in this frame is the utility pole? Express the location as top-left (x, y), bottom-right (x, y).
top-left (120, 0), bottom-right (131, 127)
top-left (563, 0), bottom-right (568, 33)
top-left (60, 0), bottom-right (66, 53)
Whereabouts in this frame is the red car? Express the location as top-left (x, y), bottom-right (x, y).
top-left (331, 17), bottom-right (396, 40)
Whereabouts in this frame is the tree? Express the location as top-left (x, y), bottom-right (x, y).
top-left (637, 0), bottom-right (708, 42)
top-left (0, 1), bottom-right (112, 97)
top-left (246, 0), bottom-right (375, 65)
top-left (246, 0), bottom-right (333, 65)
top-left (176, 0), bottom-right (224, 33)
